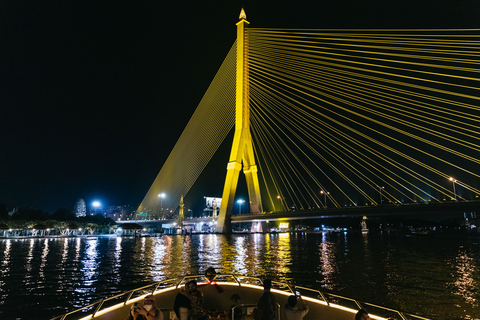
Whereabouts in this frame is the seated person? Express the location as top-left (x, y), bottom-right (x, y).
top-left (284, 295), bottom-right (309, 320)
top-left (127, 295), bottom-right (163, 320)
top-left (174, 282), bottom-right (193, 320)
top-left (228, 293), bottom-right (243, 320)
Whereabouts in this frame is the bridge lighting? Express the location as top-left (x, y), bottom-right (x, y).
top-left (449, 177), bottom-right (457, 201)
top-left (237, 199), bottom-right (246, 214)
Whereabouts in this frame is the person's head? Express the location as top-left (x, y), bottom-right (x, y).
top-left (354, 309), bottom-right (370, 320)
top-left (188, 280), bottom-right (197, 292)
top-left (143, 295), bottom-right (155, 312)
top-left (231, 293), bottom-right (241, 303)
top-left (263, 279), bottom-right (272, 291)
top-left (287, 295), bottom-right (297, 308)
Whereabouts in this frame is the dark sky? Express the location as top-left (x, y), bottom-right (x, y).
top-left (1, 0), bottom-right (479, 213)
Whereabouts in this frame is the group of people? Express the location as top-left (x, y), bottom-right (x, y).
top-left (127, 278), bottom-right (373, 320)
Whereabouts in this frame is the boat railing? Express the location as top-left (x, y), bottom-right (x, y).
top-left (293, 285), bottom-right (430, 320)
top-left (50, 274), bottom-right (431, 320)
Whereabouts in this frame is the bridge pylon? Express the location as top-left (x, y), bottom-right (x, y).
top-left (215, 9), bottom-right (263, 233)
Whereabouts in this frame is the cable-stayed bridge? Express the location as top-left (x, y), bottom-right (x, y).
top-left (135, 10), bottom-right (480, 233)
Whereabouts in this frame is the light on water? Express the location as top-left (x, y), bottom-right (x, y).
top-left (0, 233), bottom-right (479, 320)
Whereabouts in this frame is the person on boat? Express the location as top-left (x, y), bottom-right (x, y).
top-left (228, 293), bottom-right (243, 320)
top-left (188, 280), bottom-right (207, 320)
top-left (174, 282), bottom-right (194, 320)
top-left (127, 295), bottom-right (163, 320)
top-left (255, 279), bottom-right (277, 320)
top-left (284, 295), bottom-right (309, 320)
top-left (127, 303), bottom-right (144, 320)
top-left (354, 309), bottom-right (370, 320)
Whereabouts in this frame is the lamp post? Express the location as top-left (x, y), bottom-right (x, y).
top-left (237, 199), bottom-right (245, 214)
top-left (449, 177), bottom-right (457, 201)
top-left (320, 190), bottom-right (329, 209)
top-left (188, 209), bottom-right (193, 219)
top-left (378, 186), bottom-right (384, 206)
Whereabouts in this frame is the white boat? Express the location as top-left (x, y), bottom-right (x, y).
top-left (50, 272), bottom-right (430, 320)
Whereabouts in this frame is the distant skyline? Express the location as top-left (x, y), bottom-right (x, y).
top-left (1, 0), bottom-right (479, 214)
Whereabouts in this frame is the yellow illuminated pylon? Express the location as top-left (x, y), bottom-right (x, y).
top-left (215, 9), bottom-right (263, 233)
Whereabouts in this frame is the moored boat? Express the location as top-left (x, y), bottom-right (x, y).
top-left (50, 271), bottom-right (430, 320)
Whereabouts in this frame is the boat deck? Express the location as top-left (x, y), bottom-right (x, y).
top-left (51, 275), bottom-right (429, 320)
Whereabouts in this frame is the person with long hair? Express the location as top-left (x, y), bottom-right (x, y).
top-left (354, 309), bottom-right (370, 320)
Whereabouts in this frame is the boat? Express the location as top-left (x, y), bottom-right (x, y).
top-left (50, 270), bottom-right (430, 320)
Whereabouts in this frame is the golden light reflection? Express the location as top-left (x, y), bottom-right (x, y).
top-left (453, 248), bottom-right (477, 306)
top-left (150, 237), bottom-right (168, 281)
top-left (273, 233), bottom-right (292, 275)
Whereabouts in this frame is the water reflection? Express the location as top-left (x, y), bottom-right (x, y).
top-left (150, 237), bottom-right (168, 281)
top-left (233, 236), bottom-right (247, 274)
top-left (274, 233), bottom-right (292, 276)
top-left (0, 239), bottom-right (12, 301)
top-left (26, 239), bottom-right (35, 273)
top-left (317, 232), bottom-right (338, 290)
top-left (453, 247), bottom-right (478, 307)
top-left (77, 239), bottom-right (99, 291)
top-left (38, 238), bottom-right (50, 282)
top-left (61, 238), bottom-right (69, 265)
top-left (2, 234), bottom-right (480, 320)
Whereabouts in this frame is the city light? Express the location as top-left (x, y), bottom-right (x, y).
top-left (92, 201), bottom-right (101, 215)
top-left (449, 177), bottom-right (457, 201)
top-left (237, 199), bottom-right (245, 214)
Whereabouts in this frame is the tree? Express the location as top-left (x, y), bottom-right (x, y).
top-left (55, 221), bottom-right (69, 236)
top-left (53, 208), bottom-right (75, 221)
top-left (84, 223), bottom-right (98, 235)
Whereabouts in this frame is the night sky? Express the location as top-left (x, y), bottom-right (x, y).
top-left (1, 0), bottom-right (479, 213)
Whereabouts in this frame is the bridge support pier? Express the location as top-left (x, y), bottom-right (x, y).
top-left (215, 9), bottom-right (263, 233)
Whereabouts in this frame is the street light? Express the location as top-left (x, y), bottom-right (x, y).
top-left (378, 186), bottom-right (384, 206)
top-left (320, 190), bottom-right (329, 209)
top-left (188, 209), bottom-right (193, 219)
top-left (449, 177), bottom-right (457, 201)
top-left (158, 193), bottom-right (166, 217)
top-left (92, 201), bottom-right (101, 215)
top-left (237, 199), bottom-right (245, 214)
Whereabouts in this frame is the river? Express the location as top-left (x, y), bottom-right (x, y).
top-left (0, 231), bottom-right (479, 320)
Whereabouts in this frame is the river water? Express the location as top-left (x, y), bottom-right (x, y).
top-left (0, 232), bottom-right (479, 320)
